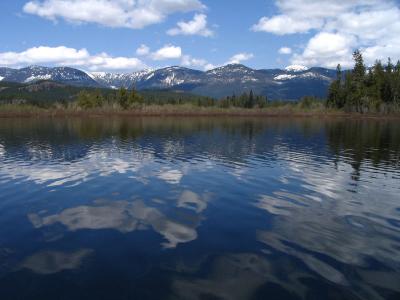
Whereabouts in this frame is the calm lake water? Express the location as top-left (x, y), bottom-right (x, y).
top-left (0, 117), bottom-right (399, 300)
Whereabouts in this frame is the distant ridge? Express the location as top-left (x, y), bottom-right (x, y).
top-left (0, 64), bottom-right (336, 100)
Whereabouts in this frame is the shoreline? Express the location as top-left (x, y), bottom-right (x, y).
top-left (0, 106), bottom-right (399, 119)
top-left (0, 113), bottom-right (400, 120)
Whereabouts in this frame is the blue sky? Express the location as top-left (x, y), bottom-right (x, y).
top-left (1, 0), bottom-right (400, 72)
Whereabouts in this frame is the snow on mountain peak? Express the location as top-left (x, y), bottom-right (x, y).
top-left (24, 74), bottom-right (52, 83)
top-left (0, 76), bottom-right (4, 81)
top-left (285, 65), bottom-right (309, 72)
top-left (274, 74), bottom-right (298, 81)
top-left (89, 72), bottom-right (107, 78)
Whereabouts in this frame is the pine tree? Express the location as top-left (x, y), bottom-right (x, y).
top-left (77, 91), bottom-right (90, 109)
top-left (77, 90), bottom-right (103, 109)
top-left (343, 72), bottom-right (354, 111)
top-left (373, 60), bottom-right (385, 105)
top-left (394, 61), bottom-right (400, 104)
top-left (327, 64), bottom-right (343, 108)
top-left (353, 50), bottom-right (366, 80)
top-left (248, 90), bottom-right (255, 108)
top-left (352, 50), bottom-right (366, 112)
top-left (93, 90), bottom-right (104, 107)
top-left (327, 52), bottom-right (400, 112)
top-left (127, 88), bottom-right (143, 107)
top-left (239, 92), bottom-right (248, 108)
top-left (118, 88), bottom-right (129, 109)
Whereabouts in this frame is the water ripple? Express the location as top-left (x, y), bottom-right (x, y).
top-left (0, 118), bottom-right (399, 299)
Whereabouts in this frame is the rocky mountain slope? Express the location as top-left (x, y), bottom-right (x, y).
top-left (0, 64), bottom-right (337, 100)
top-left (0, 66), bottom-right (101, 88)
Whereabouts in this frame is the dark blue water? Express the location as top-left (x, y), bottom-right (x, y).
top-left (0, 117), bottom-right (399, 300)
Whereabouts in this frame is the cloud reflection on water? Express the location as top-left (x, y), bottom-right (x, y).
top-left (20, 249), bottom-right (93, 275)
top-left (28, 190), bottom-right (210, 249)
top-left (254, 189), bottom-right (400, 299)
top-left (0, 118), bottom-right (399, 299)
top-left (172, 253), bottom-right (315, 300)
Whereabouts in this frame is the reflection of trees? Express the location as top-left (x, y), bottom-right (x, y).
top-left (1, 117), bottom-right (399, 194)
top-left (1, 118), bottom-right (399, 185)
top-left (326, 120), bottom-right (400, 178)
top-left (0, 117), bottom-right (323, 164)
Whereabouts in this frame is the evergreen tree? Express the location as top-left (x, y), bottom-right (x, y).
top-left (353, 50), bottom-right (366, 80)
top-left (117, 88), bottom-right (129, 109)
top-left (394, 61), bottom-right (400, 104)
top-left (127, 89), bottom-right (143, 107)
top-left (77, 90), bottom-right (104, 109)
top-left (352, 50), bottom-right (366, 112)
top-left (327, 51), bottom-right (400, 112)
top-left (343, 72), bottom-right (354, 110)
top-left (256, 95), bottom-right (268, 108)
top-left (327, 64), bottom-right (343, 108)
top-left (93, 90), bottom-right (104, 107)
top-left (77, 91), bottom-right (91, 109)
top-left (239, 92), bottom-right (248, 108)
top-left (248, 90), bottom-right (255, 108)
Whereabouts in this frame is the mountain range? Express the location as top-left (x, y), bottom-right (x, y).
top-left (0, 64), bottom-right (337, 100)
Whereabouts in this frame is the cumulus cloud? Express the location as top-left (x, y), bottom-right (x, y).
top-left (252, 15), bottom-right (321, 35)
top-left (181, 55), bottom-right (215, 70)
top-left (151, 45), bottom-right (182, 60)
top-left (0, 46), bottom-right (146, 71)
top-left (279, 47), bottom-right (292, 55)
top-left (23, 0), bottom-right (205, 29)
top-left (167, 13), bottom-right (213, 37)
top-left (252, 0), bottom-right (400, 68)
top-left (252, 0), bottom-right (390, 35)
top-left (291, 32), bottom-right (355, 68)
top-left (227, 53), bottom-right (254, 65)
top-left (136, 44), bottom-right (150, 56)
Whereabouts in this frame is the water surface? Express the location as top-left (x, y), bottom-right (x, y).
top-left (0, 117), bottom-right (399, 300)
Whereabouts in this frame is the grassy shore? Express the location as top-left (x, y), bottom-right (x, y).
top-left (0, 103), bottom-right (399, 118)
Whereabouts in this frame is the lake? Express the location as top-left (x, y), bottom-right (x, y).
top-left (0, 117), bottom-right (399, 300)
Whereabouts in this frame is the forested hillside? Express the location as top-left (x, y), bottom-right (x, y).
top-left (328, 51), bottom-right (400, 112)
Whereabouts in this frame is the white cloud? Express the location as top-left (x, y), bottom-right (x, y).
top-left (0, 46), bottom-right (146, 71)
top-left (0, 45), bottom-right (221, 72)
top-left (227, 53), bottom-right (254, 65)
top-left (253, 0), bottom-right (400, 68)
top-left (181, 55), bottom-right (215, 70)
top-left (23, 0), bottom-right (205, 29)
top-left (252, 15), bottom-right (321, 35)
top-left (87, 54), bottom-right (146, 71)
top-left (279, 47), bottom-right (292, 55)
top-left (252, 0), bottom-right (389, 35)
top-left (291, 32), bottom-right (356, 68)
top-left (151, 45), bottom-right (182, 60)
top-left (136, 44), bottom-right (150, 56)
top-left (167, 13), bottom-right (213, 37)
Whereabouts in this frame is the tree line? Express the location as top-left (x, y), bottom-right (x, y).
top-left (327, 51), bottom-right (400, 112)
top-left (76, 88), bottom-right (268, 110)
top-left (218, 90), bottom-right (268, 108)
top-left (77, 88), bottom-right (144, 109)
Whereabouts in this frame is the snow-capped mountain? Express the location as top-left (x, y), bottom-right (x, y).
top-left (0, 66), bottom-right (100, 87)
top-left (0, 67), bottom-right (17, 81)
top-left (0, 64), bottom-right (336, 100)
top-left (136, 66), bottom-right (205, 90)
top-left (89, 69), bottom-right (154, 89)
